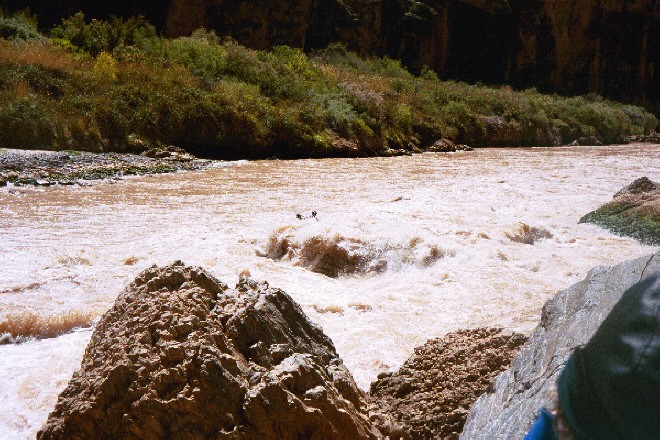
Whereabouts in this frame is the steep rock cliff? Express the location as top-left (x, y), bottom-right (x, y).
top-left (383, 0), bottom-right (658, 110)
top-left (164, 0), bottom-right (381, 55)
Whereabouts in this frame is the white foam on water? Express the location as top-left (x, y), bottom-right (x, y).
top-left (0, 144), bottom-right (658, 438)
top-left (0, 329), bottom-right (91, 439)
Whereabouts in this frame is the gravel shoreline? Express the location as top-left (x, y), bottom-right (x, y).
top-left (0, 148), bottom-right (215, 187)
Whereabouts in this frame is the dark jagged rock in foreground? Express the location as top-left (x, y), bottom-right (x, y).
top-left (369, 329), bottom-right (526, 440)
top-left (579, 177), bottom-right (660, 245)
top-left (38, 262), bottom-right (378, 439)
top-left (461, 251), bottom-right (659, 439)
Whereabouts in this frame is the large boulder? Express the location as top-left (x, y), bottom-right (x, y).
top-left (369, 328), bottom-right (526, 440)
top-left (38, 262), bottom-right (378, 439)
top-left (579, 177), bottom-right (660, 245)
top-left (460, 251), bottom-right (660, 439)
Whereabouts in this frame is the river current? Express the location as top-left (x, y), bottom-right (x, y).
top-left (1, 144), bottom-right (658, 438)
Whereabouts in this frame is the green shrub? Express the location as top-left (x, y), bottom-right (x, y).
top-left (92, 52), bottom-right (117, 82)
top-left (312, 42), bottom-right (367, 71)
top-left (51, 12), bottom-right (156, 56)
top-left (319, 94), bottom-right (360, 135)
top-left (0, 12), bottom-right (42, 41)
top-left (0, 13), bottom-right (655, 157)
top-left (0, 94), bottom-right (55, 148)
top-left (367, 56), bottom-right (412, 79)
top-left (419, 66), bottom-right (439, 81)
top-left (394, 104), bottom-right (413, 128)
top-left (0, 63), bottom-right (69, 98)
top-left (145, 30), bottom-right (226, 82)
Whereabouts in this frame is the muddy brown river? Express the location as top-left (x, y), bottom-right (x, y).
top-left (1, 144), bottom-right (658, 438)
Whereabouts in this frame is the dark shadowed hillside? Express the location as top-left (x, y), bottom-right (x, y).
top-left (3, 0), bottom-right (658, 111)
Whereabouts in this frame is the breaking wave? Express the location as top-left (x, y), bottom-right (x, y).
top-left (0, 310), bottom-right (96, 344)
top-left (0, 282), bottom-right (40, 294)
top-left (257, 226), bottom-right (448, 277)
top-left (505, 223), bottom-right (553, 245)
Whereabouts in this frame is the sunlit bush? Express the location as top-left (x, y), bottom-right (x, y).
top-left (92, 52), bottom-right (117, 82)
top-left (51, 12), bottom-right (156, 56)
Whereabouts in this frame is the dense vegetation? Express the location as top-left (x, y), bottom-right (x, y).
top-left (0, 11), bottom-right (656, 159)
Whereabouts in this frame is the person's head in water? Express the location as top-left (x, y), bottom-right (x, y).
top-left (526, 272), bottom-right (659, 440)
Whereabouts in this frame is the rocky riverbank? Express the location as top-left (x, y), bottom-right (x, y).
top-left (0, 147), bottom-right (213, 187)
top-left (461, 251), bottom-right (659, 438)
top-left (37, 253), bottom-right (660, 438)
top-left (580, 177), bottom-right (660, 245)
top-left (36, 263), bottom-right (528, 439)
top-left (369, 329), bottom-right (526, 439)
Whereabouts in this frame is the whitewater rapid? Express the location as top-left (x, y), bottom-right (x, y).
top-left (1, 144), bottom-right (658, 438)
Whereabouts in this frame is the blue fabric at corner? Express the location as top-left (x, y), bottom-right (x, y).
top-left (524, 408), bottom-right (558, 440)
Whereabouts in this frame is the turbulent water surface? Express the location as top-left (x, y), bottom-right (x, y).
top-left (1, 144), bottom-right (658, 438)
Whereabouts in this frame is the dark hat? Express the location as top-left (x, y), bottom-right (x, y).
top-left (557, 272), bottom-right (660, 439)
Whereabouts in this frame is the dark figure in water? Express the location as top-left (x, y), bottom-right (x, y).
top-left (296, 211), bottom-right (319, 221)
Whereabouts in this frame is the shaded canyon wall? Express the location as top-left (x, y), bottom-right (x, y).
top-left (3, 0), bottom-right (658, 110)
top-left (379, 0), bottom-right (659, 110)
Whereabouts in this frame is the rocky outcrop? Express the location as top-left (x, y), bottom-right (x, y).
top-left (427, 138), bottom-right (473, 152)
top-left (460, 251), bottom-right (660, 439)
top-left (38, 262), bottom-right (378, 439)
top-left (369, 328), bottom-right (526, 440)
top-left (580, 177), bottom-right (660, 245)
top-left (141, 145), bottom-right (196, 161)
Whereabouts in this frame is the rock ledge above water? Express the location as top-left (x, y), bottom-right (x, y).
top-left (579, 177), bottom-right (660, 245)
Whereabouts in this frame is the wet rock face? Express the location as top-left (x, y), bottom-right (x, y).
top-left (461, 252), bottom-right (660, 439)
top-left (579, 177), bottom-right (660, 245)
top-left (38, 262), bottom-right (377, 439)
top-left (369, 328), bottom-right (526, 440)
